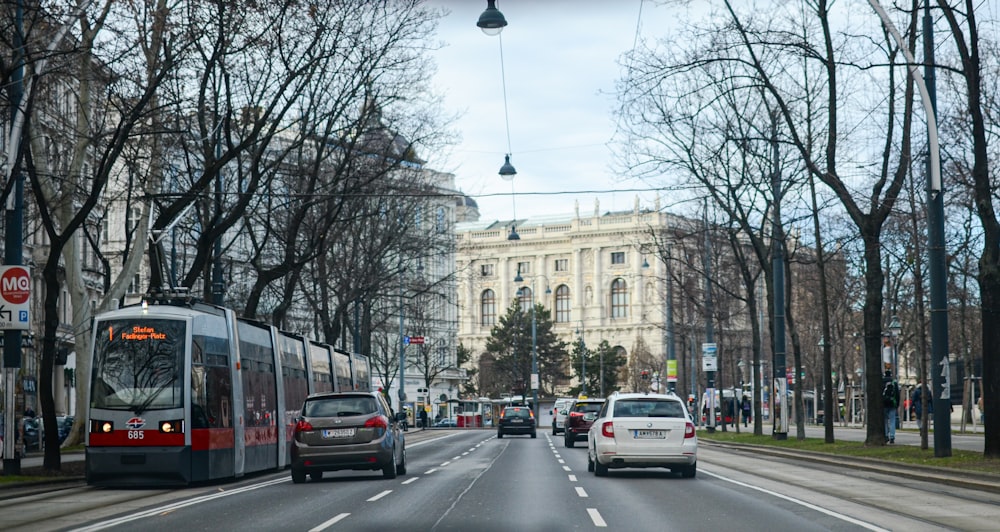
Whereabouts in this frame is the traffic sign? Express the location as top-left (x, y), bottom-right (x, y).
top-left (409, 336), bottom-right (425, 344)
top-left (0, 266), bottom-right (29, 330)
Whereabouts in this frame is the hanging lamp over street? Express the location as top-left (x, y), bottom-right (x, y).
top-left (477, 0), bottom-right (508, 36)
top-left (499, 153), bottom-right (517, 177)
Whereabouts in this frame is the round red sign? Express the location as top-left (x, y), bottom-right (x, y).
top-left (0, 267), bottom-right (30, 305)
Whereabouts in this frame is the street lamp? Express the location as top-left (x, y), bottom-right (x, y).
top-left (513, 268), bottom-right (547, 423)
top-left (576, 323), bottom-right (586, 396)
top-left (477, 0), bottom-right (508, 36)
top-left (888, 315), bottom-right (901, 380)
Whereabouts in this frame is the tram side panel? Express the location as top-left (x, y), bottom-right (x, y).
top-left (350, 352), bottom-right (372, 391)
top-left (332, 349), bottom-right (352, 393)
top-left (309, 341), bottom-right (334, 393)
top-left (189, 310), bottom-right (239, 482)
top-left (278, 332), bottom-right (309, 465)
top-left (236, 319), bottom-right (280, 473)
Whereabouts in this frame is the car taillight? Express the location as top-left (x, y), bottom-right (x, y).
top-left (684, 422), bottom-right (696, 439)
top-left (364, 415), bottom-right (388, 430)
top-left (570, 411), bottom-right (584, 418)
top-left (601, 421), bottom-right (614, 438)
top-left (295, 419), bottom-right (313, 433)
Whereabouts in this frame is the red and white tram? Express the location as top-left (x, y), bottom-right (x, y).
top-left (85, 296), bottom-right (369, 486)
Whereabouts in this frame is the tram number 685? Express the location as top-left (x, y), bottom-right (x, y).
top-left (127, 430), bottom-right (144, 440)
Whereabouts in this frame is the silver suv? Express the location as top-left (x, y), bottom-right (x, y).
top-left (587, 392), bottom-right (697, 478)
top-left (291, 391), bottom-right (407, 482)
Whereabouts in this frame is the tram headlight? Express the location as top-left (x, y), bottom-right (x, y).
top-left (90, 419), bottom-right (114, 433)
top-left (160, 420), bottom-right (184, 433)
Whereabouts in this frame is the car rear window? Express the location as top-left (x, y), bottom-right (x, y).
top-left (614, 399), bottom-right (684, 418)
top-left (304, 396), bottom-right (377, 417)
top-left (504, 408), bottom-right (530, 419)
top-left (573, 402), bottom-right (603, 413)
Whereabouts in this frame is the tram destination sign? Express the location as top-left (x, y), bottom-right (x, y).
top-left (0, 265), bottom-right (30, 330)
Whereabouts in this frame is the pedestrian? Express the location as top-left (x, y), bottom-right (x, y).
top-left (419, 408), bottom-right (428, 430)
top-left (23, 407), bottom-right (35, 418)
top-left (740, 395), bottom-right (751, 427)
top-left (882, 371), bottom-right (900, 443)
top-left (978, 395), bottom-right (985, 425)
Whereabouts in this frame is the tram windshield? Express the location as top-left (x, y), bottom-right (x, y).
top-left (91, 318), bottom-right (186, 412)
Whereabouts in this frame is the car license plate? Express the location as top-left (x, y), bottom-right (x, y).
top-left (634, 430), bottom-right (666, 439)
top-left (510, 419), bottom-right (523, 423)
top-left (322, 428), bottom-right (355, 438)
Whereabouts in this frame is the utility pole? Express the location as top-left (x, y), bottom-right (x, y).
top-left (3, 0), bottom-right (26, 475)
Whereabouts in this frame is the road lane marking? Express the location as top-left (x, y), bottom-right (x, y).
top-left (562, 465), bottom-right (572, 471)
top-left (452, 455), bottom-right (462, 460)
top-left (308, 513), bottom-right (350, 532)
top-left (402, 477), bottom-right (419, 484)
top-left (440, 461), bottom-right (452, 466)
top-left (576, 487), bottom-right (588, 497)
top-left (74, 477), bottom-right (290, 531)
top-left (425, 468), bottom-right (439, 474)
top-left (587, 508), bottom-right (607, 527)
top-left (700, 470), bottom-right (890, 531)
top-left (367, 490), bottom-right (392, 502)
top-left (568, 474), bottom-right (577, 481)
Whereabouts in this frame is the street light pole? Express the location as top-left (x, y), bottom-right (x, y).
top-left (514, 269), bottom-right (540, 423)
top-left (868, 0), bottom-right (950, 457)
top-left (578, 322), bottom-right (586, 396)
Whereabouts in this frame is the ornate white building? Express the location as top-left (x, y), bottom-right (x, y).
top-left (456, 198), bottom-right (689, 396)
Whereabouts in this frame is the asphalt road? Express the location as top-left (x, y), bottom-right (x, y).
top-left (6, 427), bottom-right (998, 532)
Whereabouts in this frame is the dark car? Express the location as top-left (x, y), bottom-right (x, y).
top-left (21, 417), bottom-right (40, 451)
top-left (290, 391), bottom-right (407, 483)
top-left (564, 398), bottom-right (605, 447)
top-left (496, 406), bottom-right (536, 438)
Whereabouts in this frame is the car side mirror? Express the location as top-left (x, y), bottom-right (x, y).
top-left (394, 412), bottom-right (407, 423)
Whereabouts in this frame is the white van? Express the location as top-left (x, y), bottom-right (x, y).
top-left (550, 397), bottom-right (575, 434)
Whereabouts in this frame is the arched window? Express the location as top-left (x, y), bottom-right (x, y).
top-left (555, 285), bottom-right (571, 323)
top-left (611, 278), bottom-right (628, 318)
top-left (481, 289), bottom-right (496, 326)
top-left (517, 286), bottom-right (533, 309)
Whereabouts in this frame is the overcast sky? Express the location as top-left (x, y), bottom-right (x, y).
top-left (424, 0), bottom-right (691, 223)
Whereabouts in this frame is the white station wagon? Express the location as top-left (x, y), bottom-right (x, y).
top-left (587, 392), bottom-right (697, 478)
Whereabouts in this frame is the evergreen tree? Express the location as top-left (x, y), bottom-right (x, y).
top-left (484, 302), bottom-right (569, 397)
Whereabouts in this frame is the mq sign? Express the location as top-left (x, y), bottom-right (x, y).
top-left (0, 265), bottom-right (30, 330)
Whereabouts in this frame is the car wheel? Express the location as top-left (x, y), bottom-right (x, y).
top-left (291, 468), bottom-right (306, 484)
top-left (679, 463), bottom-right (696, 478)
top-left (531, 431), bottom-right (537, 438)
top-left (383, 448), bottom-right (398, 479)
top-left (594, 458), bottom-right (609, 477)
top-left (564, 434), bottom-right (574, 448)
top-left (497, 431), bottom-right (503, 439)
top-left (310, 471), bottom-right (323, 481)
top-left (552, 423), bottom-right (556, 435)
top-left (587, 453), bottom-right (595, 472)
top-left (396, 447), bottom-right (407, 476)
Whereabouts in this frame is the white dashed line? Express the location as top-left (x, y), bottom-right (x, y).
top-left (440, 461), bottom-right (452, 466)
top-left (367, 490), bottom-right (392, 502)
top-left (562, 465), bottom-right (572, 472)
top-left (568, 474), bottom-right (577, 481)
top-left (576, 487), bottom-right (589, 497)
top-left (402, 477), bottom-right (419, 485)
top-left (308, 513), bottom-right (350, 532)
top-left (587, 508), bottom-right (607, 527)
top-left (424, 468), bottom-right (439, 474)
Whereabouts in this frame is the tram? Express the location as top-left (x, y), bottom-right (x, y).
top-left (85, 293), bottom-right (370, 486)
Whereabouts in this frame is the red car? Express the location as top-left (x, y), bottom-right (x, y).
top-left (563, 398), bottom-right (605, 448)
